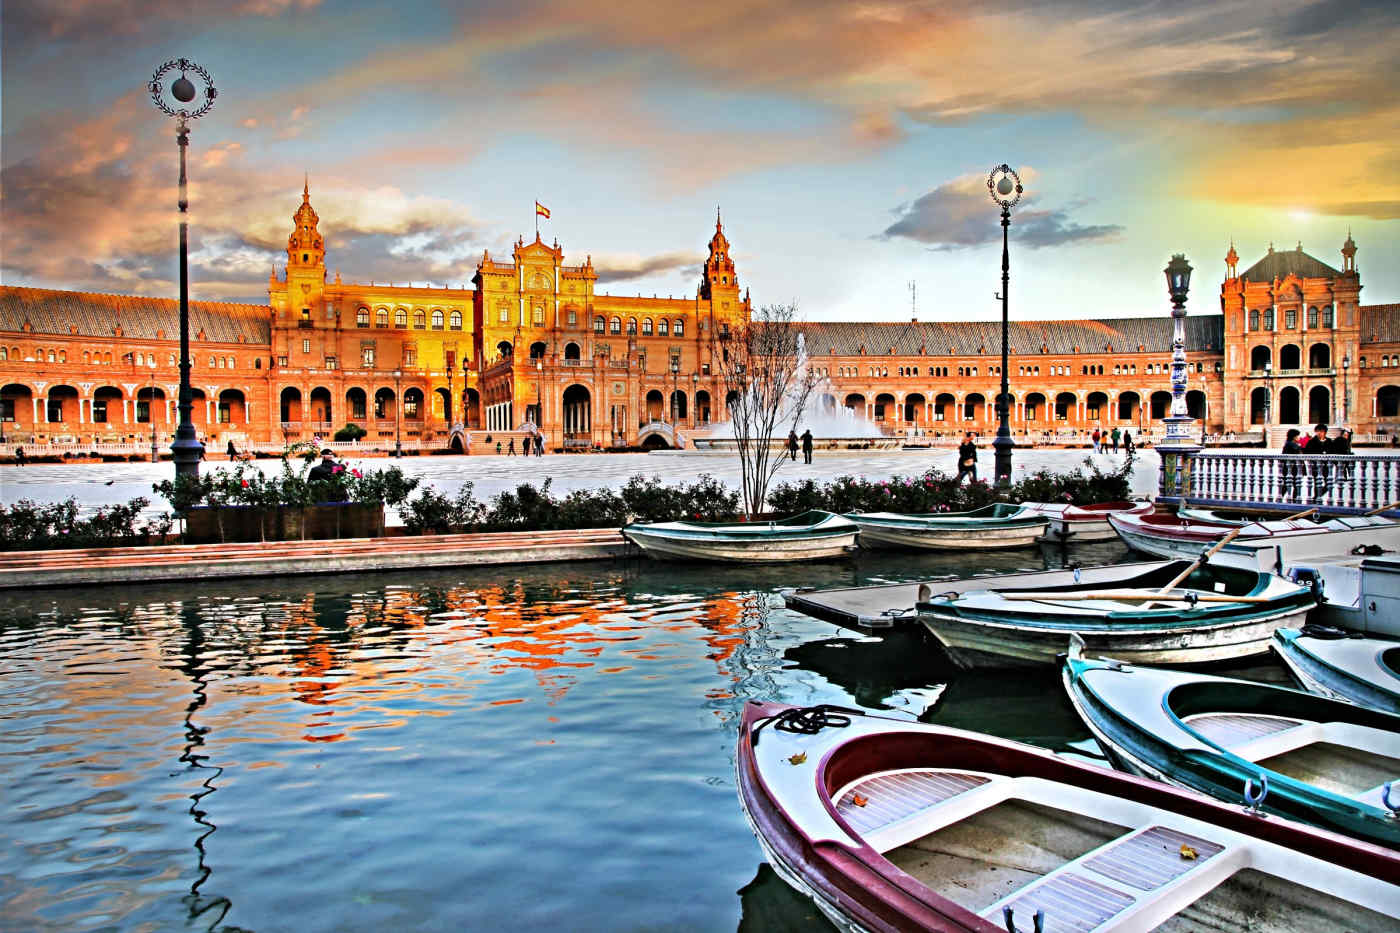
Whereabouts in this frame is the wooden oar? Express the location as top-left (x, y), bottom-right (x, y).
top-left (1365, 501), bottom-right (1400, 516)
top-left (1002, 592), bottom-right (1274, 603)
top-left (1155, 526), bottom-right (1246, 595)
top-left (1281, 506), bottom-right (1319, 521)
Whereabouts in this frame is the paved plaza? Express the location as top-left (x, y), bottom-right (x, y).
top-left (0, 446), bottom-right (1160, 524)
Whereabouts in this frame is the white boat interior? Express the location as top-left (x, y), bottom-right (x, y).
top-left (751, 715), bottom-right (1399, 932)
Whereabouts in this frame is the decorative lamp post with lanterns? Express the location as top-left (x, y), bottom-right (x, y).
top-left (1157, 253), bottom-right (1201, 500)
top-left (987, 163), bottom-right (1022, 488)
top-left (393, 369), bottom-right (403, 457)
top-left (149, 58), bottom-right (217, 478)
top-left (1342, 353), bottom-right (1351, 425)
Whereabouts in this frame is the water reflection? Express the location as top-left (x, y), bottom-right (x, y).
top-left (0, 542), bottom-right (1293, 931)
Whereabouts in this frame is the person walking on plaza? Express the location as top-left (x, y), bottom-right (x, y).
top-left (534, 433), bottom-right (544, 457)
top-left (507, 437), bottom-right (516, 456)
top-left (955, 432), bottom-right (978, 484)
top-left (226, 439), bottom-right (238, 459)
top-left (1122, 430), bottom-right (1134, 456)
top-left (786, 430), bottom-right (799, 461)
top-left (1110, 427), bottom-right (1120, 453)
top-left (14, 446), bottom-right (25, 467)
top-left (1091, 426), bottom-right (1102, 453)
top-left (800, 429), bottom-right (813, 464)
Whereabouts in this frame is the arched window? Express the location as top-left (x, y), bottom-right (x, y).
top-left (532, 307), bottom-right (544, 325)
top-left (627, 318), bottom-right (638, 335)
top-left (610, 317), bottom-right (621, 334)
top-left (217, 357), bottom-right (225, 368)
top-left (208, 355), bottom-right (216, 367)
top-left (1307, 307), bottom-right (1318, 328)
top-left (432, 309), bottom-right (445, 329)
top-left (450, 310), bottom-right (463, 329)
top-left (1322, 306), bottom-right (1334, 327)
top-left (673, 319), bottom-right (684, 336)
top-left (395, 308), bottom-right (408, 327)
top-left (1249, 309), bottom-right (1260, 330)
top-left (414, 309), bottom-right (426, 329)
top-left (658, 318), bottom-right (669, 336)
top-left (376, 308), bottom-right (389, 327)
top-left (642, 318), bottom-right (653, 335)
top-left (594, 316), bottom-right (605, 333)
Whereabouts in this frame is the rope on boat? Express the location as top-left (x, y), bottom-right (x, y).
top-left (1002, 906), bottom-right (1045, 933)
top-left (751, 704), bottom-right (862, 745)
top-left (1383, 781), bottom-right (1399, 817)
top-left (1244, 773), bottom-right (1269, 815)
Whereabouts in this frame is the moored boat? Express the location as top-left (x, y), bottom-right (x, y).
top-left (1108, 510), bottom-right (1332, 560)
top-left (845, 503), bottom-right (1048, 550)
top-left (1274, 627), bottom-right (1400, 714)
top-left (915, 561), bottom-right (1316, 669)
top-left (736, 700), bottom-right (1400, 933)
top-left (1021, 499), bottom-right (1153, 541)
top-left (1063, 641), bottom-right (1400, 850)
top-left (621, 509), bottom-right (858, 562)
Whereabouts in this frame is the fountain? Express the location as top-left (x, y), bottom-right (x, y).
top-left (691, 333), bottom-right (901, 451)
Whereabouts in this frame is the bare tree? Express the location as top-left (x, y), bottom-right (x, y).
top-left (711, 303), bottom-right (817, 518)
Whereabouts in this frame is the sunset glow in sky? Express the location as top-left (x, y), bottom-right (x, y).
top-left (3, 0), bottom-right (1398, 321)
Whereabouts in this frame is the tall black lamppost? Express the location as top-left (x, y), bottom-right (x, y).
top-left (670, 359), bottom-right (680, 422)
top-left (987, 164), bottom-right (1023, 488)
top-left (149, 59), bottom-right (217, 479)
top-left (393, 369), bottom-right (403, 457)
top-left (1341, 353), bottom-right (1351, 425)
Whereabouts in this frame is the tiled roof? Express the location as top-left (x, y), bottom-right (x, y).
top-left (0, 286), bottom-right (271, 344)
top-left (1240, 246), bottom-right (1341, 282)
top-left (799, 315), bottom-right (1224, 357)
top-left (1361, 304), bottom-right (1400, 345)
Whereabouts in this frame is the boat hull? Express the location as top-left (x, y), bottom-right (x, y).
top-left (1273, 629), bottom-right (1400, 714)
top-left (921, 601), bottom-right (1312, 670)
top-left (623, 527), bottom-right (858, 562)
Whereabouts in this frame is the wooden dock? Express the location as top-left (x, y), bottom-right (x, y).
top-left (0, 528), bottom-right (635, 590)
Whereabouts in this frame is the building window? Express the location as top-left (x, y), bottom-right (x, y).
top-left (302, 339), bottom-right (311, 354)
top-left (567, 309), bottom-right (577, 326)
top-left (363, 347), bottom-right (375, 367)
top-left (532, 307), bottom-right (544, 326)
top-left (255, 358), bottom-right (262, 370)
top-left (450, 310), bottom-right (463, 329)
top-left (414, 310), bottom-right (426, 329)
top-left (217, 402), bottom-right (231, 423)
top-left (301, 307), bottom-right (311, 323)
top-left (1249, 309), bottom-right (1260, 331)
top-left (376, 309), bottom-right (389, 328)
top-left (278, 355), bottom-right (289, 367)
top-left (404, 395), bottom-right (419, 418)
top-left (627, 318), bottom-right (637, 335)
top-left (673, 319), bottom-right (684, 336)
top-left (135, 400), bottom-right (148, 423)
top-left (404, 348), bottom-right (416, 366)
top-left (1285, 308), bottom-right (1296, 329)
top-left (351, 395), bottom-right (366, 420)
top-left (1322, 306), bottom-right (1334, 327)
top-left (498, 307), bottom-right (509, 323)
top-left (93, 399), bottom-right (108, 423)
top-left (357, 308), bottom-right (370, 328)
top-left (395, 308), bottom-right (408, 327)
top-left (1263, 309), bottom-right (1274, 330)
top-left (432, 310), bottom-right (445, 330)
top-left (47, 399), bottom-right (63, 422)
top-left (610, 317), bottom-right (621, 334)
top-left (642, 318), bottom-right (653, 335)
top-left (326, 357), bottom-right (337, 370)
top-left (594, 316), bottom-right (605, 333)
top-left (658, 319), bottom-right (669, 336)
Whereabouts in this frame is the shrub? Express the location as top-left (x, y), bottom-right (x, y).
top-left (0, 496), bottom-right (172, 550)
top-left (400, 483), bottom-right (487, 534)
top-left (334, 423), bottom-right (367, 442)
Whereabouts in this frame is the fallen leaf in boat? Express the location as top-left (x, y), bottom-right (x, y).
top-left (1179, 844), bottom-right (1197, 860)
top-left (852, 794), bottom-right (869, 807)
top-left (788, 752), bottom-right (807, 765)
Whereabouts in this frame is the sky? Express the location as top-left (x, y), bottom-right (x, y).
top-left (3, 0), bottom-right (1398, 323)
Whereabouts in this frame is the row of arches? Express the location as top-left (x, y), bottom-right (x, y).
top-left (830, 390), bottom-right (1207, 426)
top-left (275, 385), bottom-right (482, 428)
top-left (1249, 343), bottom-right (1334, 371)
top-left (355, 307), bottom-right (465, 330)
top-left (591, 316), bottom-right (686, 337)
top-left (0, 383), bottom-right (250, 429)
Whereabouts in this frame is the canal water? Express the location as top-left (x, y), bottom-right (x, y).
top-left (0, 540), bottom-right (1289, 932)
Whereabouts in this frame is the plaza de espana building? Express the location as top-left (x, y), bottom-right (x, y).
top-left (3, 185), bottom-right (1399, 452)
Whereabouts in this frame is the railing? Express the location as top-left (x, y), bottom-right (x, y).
top-left (1181, 450), bottom-right (1400, 513)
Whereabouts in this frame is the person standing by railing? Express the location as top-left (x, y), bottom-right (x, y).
top-left (1281, 428), bottom-right (1303, 499)
top-left (1302, 423), bottom-right (1330, 499)
top-left (1331, 427), bottom-right (1354, 484)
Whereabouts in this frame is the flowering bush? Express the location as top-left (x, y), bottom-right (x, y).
top-left (0, 497), bottom-right (172, 550)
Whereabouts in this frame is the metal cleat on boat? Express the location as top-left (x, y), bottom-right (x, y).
top-left (1244, 773), bottom-right (1270, 816)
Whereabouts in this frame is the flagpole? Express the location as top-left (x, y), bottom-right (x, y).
top-left (535, 201), bottom-right (539, 239)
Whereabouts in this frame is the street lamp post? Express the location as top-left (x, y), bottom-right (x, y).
top-left (1200, 374), bottom-right (1208, 445)
top-left (149, 363), bottom-right (159, 463)
top-left (987, 164), bottom-right (1023, 488)
top-left (1157, 253), bottom-right (1199, 499)
top-left (393, 369), bottom-right (403, 457)
top-left (149, 58), bottom-right (216, 479)
top-left (670, 359), bottom-right (680, 423)
top-left (1342, 353), bottom-right (1351, 425)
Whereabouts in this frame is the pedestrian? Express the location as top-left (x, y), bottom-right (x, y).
top-left (1281, 428), bottom-right (1303, 498)
top-left (14, 446), bottom-right (25, 467)
top-left (226, 439), bottom-right (238, 459)
top-left (800, 429), bottom-right (813, 464)
top-left (495, 441), bottom-right (502, 455)
top-left (955, 432), bottom-right (978, 484)
top-left (1122, 430), bottom-right (1135, 455)
top-left (507, 438), bottom-right (516, 456)
top-left (1110, 427), bottom-right (1120, 453)
top-left (535, 433), bottom-right (544, 457)
top-left (1303, 422), bottom-right (1330, 499)
top-left (1091, 426), bottom-right (1102, 453)
top-left (786, 430), bottom-right (799, 461)
top-left (1332, 427), bottom-right (1355, 484)
top-left (308, 448), bottom-right (349, 501)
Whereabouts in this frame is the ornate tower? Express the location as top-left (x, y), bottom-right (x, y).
top-left (699, 209), bottom-right (739, 304)
top-left (287, 178), bottom-right (325, 273)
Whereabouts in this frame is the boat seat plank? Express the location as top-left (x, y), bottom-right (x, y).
top-left (994, 870), bottom-right (1136, 932)
top-left (1083, 826), bottom-right (1225, 892)
top-left (834, 770), bottom-right (989, 836)
top-left (1183, 712), bottom-right (1304, 748)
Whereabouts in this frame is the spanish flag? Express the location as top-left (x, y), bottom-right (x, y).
top-left (535, 201), bottom-right (550, 219)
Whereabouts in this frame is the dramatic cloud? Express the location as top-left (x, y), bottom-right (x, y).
top-left (592, 251), bottom-right (704, 285)
top-left (4, 0), bottom-right (322, 42)
top-left (881, 171), bottom-right (1123, 250)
